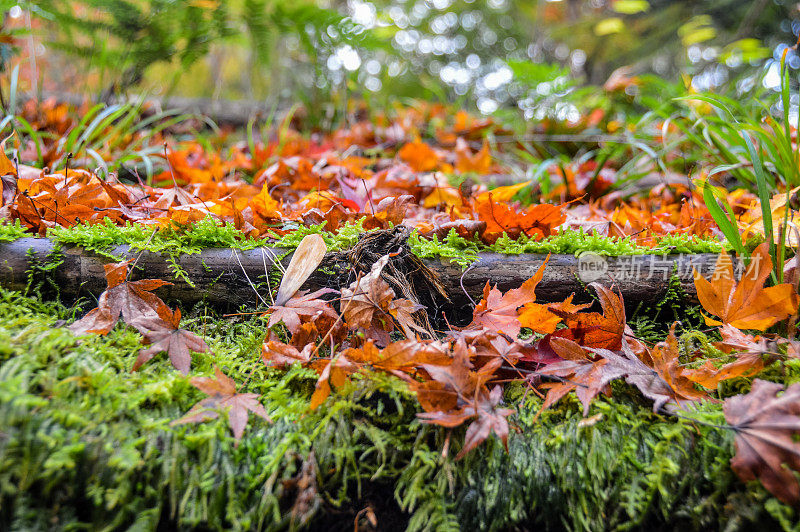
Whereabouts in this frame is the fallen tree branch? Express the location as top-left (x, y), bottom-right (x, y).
top-left (0, 238), bottom-right (721, 312)
top-left (19, 91), bottom-right (279, 127)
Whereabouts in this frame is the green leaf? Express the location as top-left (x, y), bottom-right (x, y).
top-left (613, 1), bottom-right (650, 15)
top-left (702, 183), bottom-right (745, 259)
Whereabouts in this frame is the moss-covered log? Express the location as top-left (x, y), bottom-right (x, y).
top-left (0, 237), bottom-right (722, 311)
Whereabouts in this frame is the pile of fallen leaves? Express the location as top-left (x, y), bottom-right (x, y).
top-left (0, 101), bottom-right (767, 247)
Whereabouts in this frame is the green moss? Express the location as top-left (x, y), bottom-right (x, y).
top-left (407, 228), bottom-right (481, 268)
top-left (5, 214), bottom-right (723, 274)
top-left (453, 394), bottom-right (786, 531)
top-left (0, 288), bottom-right (425, 530)
top-left (47, 217), bottom-right (266, 259)
top-left (0, 287), bottom-right (796, 531)
top-left (46, 218), bottom-right (269, 284)
top-left (266, 219), bottom-right (370, 252)
top-left (487, 230), bottom-right (724, 257)
top-left (0, 220), bottom-right (27, 243)
top-left (407, 228), bottom-right (724, 268)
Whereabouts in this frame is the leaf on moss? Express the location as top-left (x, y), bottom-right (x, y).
top-left (173, 365), bottom-right (271, 442)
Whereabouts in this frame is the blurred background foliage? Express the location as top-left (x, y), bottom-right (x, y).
top-left (0, 0), bottom-right (797, 126)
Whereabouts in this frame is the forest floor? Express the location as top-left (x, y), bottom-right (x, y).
top-left (1, 99), bottom-right (800, 531)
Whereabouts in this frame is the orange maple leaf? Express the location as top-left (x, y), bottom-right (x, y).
top-left (683, 324), bottom-right (772, 389)
top-left (398, 140), bottom-right (440, 172)
top-left (693, 243), bottom-right (799, 331)
top-left (469, 254), bottom-right (591, 337)
top-left (549, 283), bottom-right (626, 350)
top-left (473, 183), bottom-right (564, 243)
top-left (455, 138), bottom-right (491, 174)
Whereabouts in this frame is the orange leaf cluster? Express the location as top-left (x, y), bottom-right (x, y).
top-left (1, 100), bottom-right (742, 252)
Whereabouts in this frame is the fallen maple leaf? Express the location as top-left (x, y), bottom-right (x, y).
top-left (455, 138), bottom-right (491, 174)
top-left (550, 282), bottom-right (626, 350)
top-left (262, 340), bottom-right (314, 369)
top-left (413, 339), bottom-right (513, 458)
top-left (417, 382), bottom-right (513, 459)
top-left (591, 331), bottom-right (707, 413)
top-left (470, 255), bottom-right (573, 337)
top-left (309, 353), bottom-right (360, 410)
top-left (387, 298), bottom-right (429, 339)
top-left (398, 140), bottom-right (440, 172)
top-left (340, 254), bottom-right (425, 343)
top-left (537, 337), bottom-right (626, 415)
top-left (412, 339), bottom-right (486, 410)
top-left (341, 255), bottom-right (395, 332)
top-left (69, 261), bottom-right (172, 335)
top-left (131, 304), bottom-right (210, 375)
top-left (173, 365), bottom-right (271, 442)
top-left (458, 386), bottom-right (514, 459)
top-left (724, 379), bottom-right (800, 505)
top-left (373, 194), bottom-right (414, 227)
top-left (519, 293), bottom-right (589, 335)
top-left (344, 339), bottom-right (451, 381)
top-left (0, 133), bottom-right (16, 178)
top-left (266, 288), bottom-right (338, 335)
top-left (694, 243), bottom-right (799, 331)
top-left (684, 325), bottom-right (772, 389)
top-left (473, 182), bottom-right (564, 243)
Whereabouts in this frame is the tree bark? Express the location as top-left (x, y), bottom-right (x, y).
top-left (0, 238), bottom-right (723, 314)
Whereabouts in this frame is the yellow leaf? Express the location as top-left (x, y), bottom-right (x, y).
top-left (249, 184), bottom-right (281, 219)
top-left (742, 186), bottom-right (800, 246)
top-left (475, 180), bottom-right (531, 204)
top-left (422, 186), bottom-right (462, 208)
top-left (613, 0), bottom-right (649, 15)
top-left (595, 18), bottom-right (624, 36)
top-left (0, 133), bottom-right (17, 177)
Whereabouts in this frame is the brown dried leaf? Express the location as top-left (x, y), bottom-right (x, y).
top-left (131, 305), bottom-right (210, 374)
top-left (173, 366), bottom-right (271, 442)
top-left (724, 379), bottom-right (800, 505)
top-left (537, 337), bottom-right (626, 415)
top-left (69, 261), bottom-right (171, 335)
top-left (341, 254), bottom-right (395, 334)
top-left (267, 288), bottom-right (338, 335)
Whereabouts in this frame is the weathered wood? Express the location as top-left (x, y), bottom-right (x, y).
top-left (22, 91), bottom-right (278, 127)
top-left (0, 238), bottom-right (722, 310)
top-left (431, 251), bottom-right (718, 303)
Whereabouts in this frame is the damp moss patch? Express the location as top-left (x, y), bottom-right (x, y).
top-left (4, 216), bottom-right (725, 266)
top-left (0, 287), bottom-right (796, 531)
